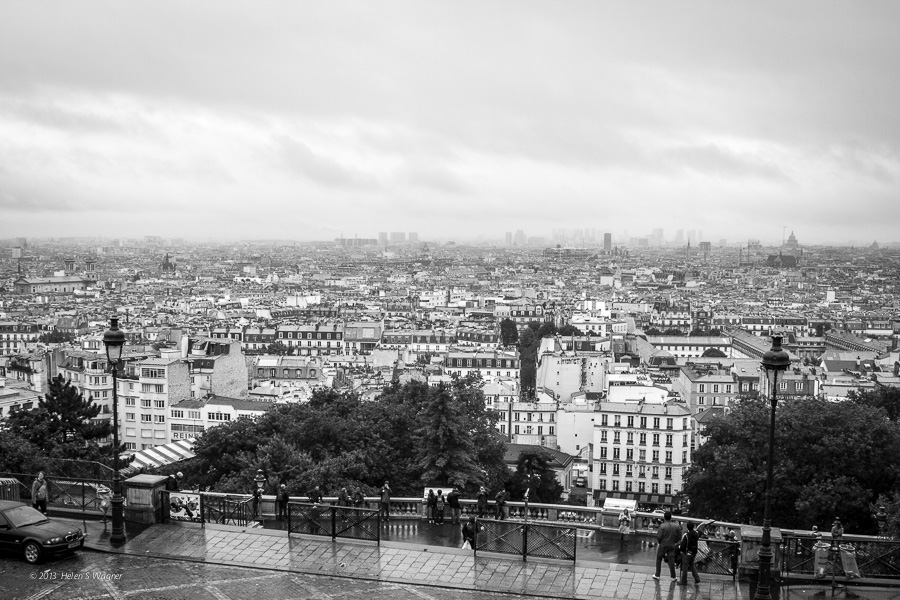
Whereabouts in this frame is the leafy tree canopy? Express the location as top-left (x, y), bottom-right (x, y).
top-left (38, 330), bottom-right (75, 344)
top-left (683, 396), bottom-right (900, 533)
top-left (505, 450), bottom-right (564, 504)
top-left (701, 348), bottom-right (728, 358)
top-left (188, 376), bottom-right (507, 497)
top-left (499, 318), bottom-right (519, 347)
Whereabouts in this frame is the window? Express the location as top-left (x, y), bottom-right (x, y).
top-left (652, 466), bottom-right (659, 479)
top-left (613, 464), bottom-right (620, 475)
top-left (652, 483), bottom-right (659, 494)
top-left (742, 382), bottom-right (749, 392)
top-left (189, 411), bottom-right (200, 419)
top-left (613, 431), bottom-right (620, 443)
top-left (549, 426), bottom-right (554, 435)
top-left (726, 384), bottom-right (733, 393)
top-left (600, 430), bottom-right (608, 442)
top-left (141, 399), bottom-right (151, 408)
top-left (141, 368), bottom-right (165, 378)
top-left (614, 415), bottom-right (621, 427)
top-left (125, 443), bottom-right (136, 450)
top-left (599, 447), bottom-right (607, 459)
top-left (626, 448), bottom-right (633, 461)
top-left (208, 412), bottom-right (232, 421)
top-left (682, 418), bottom-right (688, 429)
top-left (154, 400), bottom-right (165, 409)
top-left (666, 418), bottom-right (673, 430)
top-left (599, 462), bottom-right (607, 474)
top-left (653, 418), bottom-right (660, 429)
top-left (682, 451), bottom-right (688, 462)
top-left (640, 416), bottom-right (647, 428)
top-left (126, 428), bottom-right (136, 437)
top-left (600, 414), bottom-right (608, 426)
top-left (613, 448), bottom-right (620, 460)
top-left (154, 430), bottom-right (166, 439)
top-left (699, 384), bottom-right (706, 393)
top-left (627, 432), bottom-right (634, 445)
top-left (514, 425), bottom-right (520, 434)
top-left (652, 433), bottom-right (660, 446)
top-left (683, 433), bottom-right (688, 446)
top-left (698, 397), bottom-right (705, 405)
top-left (795, 382), bottom-right (803, 392)
top-left (639, 449), bottom-right (646, 461)
top-left (125, 398), bottom-right (135, 406)
top-left (627, 416), bottom-right (634, 427)
top-left (665, 451), bottom-right (673, 463)
top-left (652, 450), bottom-right (660, 462)
top-left (126, 413), bottom-right (135, 421)
top-left (154, 415), bottom-right (165, 423)
top-left (638, 482), bottom-right (646, 493)
top-left (625, 481), bottom-right (633, 492)
top-left (780, 381), bottom-right (787, 390)
top-left (664, 484), bottom-right (672, 495)
top-left (599, 479), bottom-right (607, 490)
top-left (141, 415), bottom-right (152, 423)
top-left (665, 467), bottom-right (673, 479)
top-left (141, 429), bottom-right (152, 438)
top-left (666, 434), bottom-right (673, 447)
top-left (713, 384), bottom-right (719, 393)
top-left (171, 410), bottom-right (184, 418)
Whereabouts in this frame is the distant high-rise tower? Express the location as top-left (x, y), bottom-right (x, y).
top-left (514, 230), bottom-right (526, 246)
top-left (409, 232), bottom-right (419, 243)
top-left (378, 232), bottom-right (388, 246)
top-left (603, 233), bottom-right (612, 252)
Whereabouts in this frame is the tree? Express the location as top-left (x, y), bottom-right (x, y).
top-left (7, 375), bottom-right (111, 446)
top-left (701, 348), bottom-right (728, 358)
top-left (38, 330), bottom-right (75, 344)
top-left (416, 384), bottom-right (480, 488)
top-left (662, 328), bottom-right (686, 336)
top-left (266, 341), bottom-right (289, 355)
top-left (557, 324), bottom-right (584, 337)
top-left (848, 387), bottom-right (900, 423)
top-left (644, 328), bottom-right (662, 336)
top-left (683, 397), bottom-right (900, 533)
top-left (499, 318), bottom-right (519, 347)
top-left (506, 450), bottom-right (563, 504)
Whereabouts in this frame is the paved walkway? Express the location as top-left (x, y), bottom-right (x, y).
top-left (59, 518), bottom-right (751, 600)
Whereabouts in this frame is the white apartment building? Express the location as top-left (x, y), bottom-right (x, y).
top-left (493, 399), bottom-right (558, 448)
top-left (119, 356), bottom-right (190, 452)
top-left (0, 322), bottom-right (39, 356)
top-left (169, 396), bottom-right (272, 441)
top-left (592, 401), bottom-right (692, 508)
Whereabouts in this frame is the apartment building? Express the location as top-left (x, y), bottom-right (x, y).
top-left (169, 395), bottom-right (273, 441)
top-left (0, 322), bottom-right (39, 356)
top-left (444, 350), bottom-right (520, 379)
top-left (493, 399), bottom-right (558, 448)
top-left (120, 356), bottom-right (190, 451)
top-left (592, 401), bottom-right (692, 508)
top-left (673, 364), bottom-right (738, 413)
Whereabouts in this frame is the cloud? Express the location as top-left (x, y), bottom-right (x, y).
top-left (276, 135), bottom-right (379, 190)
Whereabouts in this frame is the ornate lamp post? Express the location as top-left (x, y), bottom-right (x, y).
top-left (754, 335), bottom-right (790, 600)
top-left (876, 506), bottom-right (888, 539)
top-left (254, 469), bottom-right (266, 491)
top-left (102, 317), bottom-right (127, 544)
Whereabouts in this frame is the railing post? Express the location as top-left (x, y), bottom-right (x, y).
top-left (287, 502), bottom-right (291, 534)
top-left (331, 506), bottom-right (337, 539)
top-left (200, 493), bottom-right (205, 527)
top-left (523, 523), bottom-right (528, 561)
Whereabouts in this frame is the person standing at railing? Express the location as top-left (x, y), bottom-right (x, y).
top-left (435, 490), bottom-right (446, 524)
top-left (618, 508), bottom-right (632, 544)
top-left (426, 489), bottom-right (437, 523)
top-left (495, 489), bottom-right (508, 520)
top-left (476, 486), bottom-right (488, 518)
top-left (308, 485), bottom-right (323, 504)
top-left (447, 487), bottom-right (462, 524)
top-left (653, 511), bottom-right (682, 581)
top-left (338, 487), bottom-right (350, 507)
top-left (277, 484), bottom-right (290, 521)
top-left (379, 481), bottom-right (391, 522)
top-left (352, 487), bottom-right (365, 508)
top-left (252, 485), bottom-right (263, 518)
top-left (31, 472), bottom-right (48, 514)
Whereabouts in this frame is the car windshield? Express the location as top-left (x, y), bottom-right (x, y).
top-left (3, 505), bottom-right (50, 528)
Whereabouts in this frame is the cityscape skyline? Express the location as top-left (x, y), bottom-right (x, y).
top-left (2, 3), bottom-right (899, 244)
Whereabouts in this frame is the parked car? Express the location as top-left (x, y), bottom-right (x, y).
top-left (0, 500), bottom-right (85, 564)
top-left (574, 476), bottom-right (588, 488)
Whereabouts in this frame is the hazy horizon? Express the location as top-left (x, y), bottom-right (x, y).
top-left (2, 2), bottom-right (898, 245)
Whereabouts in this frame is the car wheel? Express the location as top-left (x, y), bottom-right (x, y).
top-left (23, 541), bottom-right (42, 564)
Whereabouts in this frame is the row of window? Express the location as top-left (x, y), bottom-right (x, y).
top-left (501, 425), bottom-right (555, 436)
top-left (598, 481), bottom-right (673, 495)
top-left (278, 332), bottom-right (342, 340)
top-left (698, 383), bottom-right (733, 394)
top-left (598, 463), bottom-right (676, 478)
top-left (599, 415), bottom-right (688, 430)
top-left (125, 399), bottom-right (166, 408)
top-left (501, 412), bottom-right (556, 422)
top-left (597, 448), bottom-right (689, 462)
top-left (124, 428), bottom-right (167, 439)
top-left (599, 431), bottom-right (687, 447)
top-left (170, 410), bottom-right (202, 419)
top-left (125, 413), bottom-right (166, 423)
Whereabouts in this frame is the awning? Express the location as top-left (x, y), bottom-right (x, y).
top-left (125, 439), bottom-right (196, 472)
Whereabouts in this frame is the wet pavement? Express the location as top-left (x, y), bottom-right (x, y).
top-left (7, 516), bottom-right (893, 600)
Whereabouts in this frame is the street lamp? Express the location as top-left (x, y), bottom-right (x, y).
top-left (876, 506), bottom-right (888, 539)
top-left (754, 335), bottom-right (790, 600)
top-left (254, 469), bottom-right (266, 491)
top-left (102, 317), bottom-right (127, 545)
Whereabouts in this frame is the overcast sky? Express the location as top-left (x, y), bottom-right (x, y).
top-left (1, 1), bottom-right (898, 245)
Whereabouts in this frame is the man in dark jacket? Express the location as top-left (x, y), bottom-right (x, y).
top-left (476, 486), bottom-right (489, 518)
top-left (447, 487), bottom-right (462, 524)
top-left (277, 484), bottom-right (290, 520)
top-left (308, 485), bottom-right (323, 504)
top-left (653, 511), bottom-right (682, 580)
top-left (679, 522), bottom-right (701, 585)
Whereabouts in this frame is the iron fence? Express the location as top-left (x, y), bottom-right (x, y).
top-left (200, 493), bottom-right (253, 527)
top-left (476, 519), bottom-right (577, 561)
top-left (287, 502), bottom-right (380, 543)
top-left (695, 538), bottom-right (739, 577)
top-left (160, 490), bottom-right (201, 523)
top-left (783, 536), bottom-right (900, 579)
top-left (0, 472), bottom-right (112, 514)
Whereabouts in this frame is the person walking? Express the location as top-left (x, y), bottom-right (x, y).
top-left (435, 490), bottom-right (446, 524)
top-left (653, 511), bottom-right (682, 581)
top-left (495, 489), bottom-right (508, 520)
top-left (679, 522), bottom-right (701, 585)
top-left (447, 487), bottom-right (462, 524)
top-left (277, 484), bottom-right (290, 521)
top-left (476, 486), bottom-right (488, 519)
top-left (379, 481), bottom-right (391, 522)
top-left (31, 472), bottom-right (48, 515)
top-left (462, 516), bottom-right (478, 551)
top-left (426, 489), bottom-right (437, 523)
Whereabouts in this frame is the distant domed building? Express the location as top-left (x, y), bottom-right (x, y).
top-left (785, 230), bottom-right (799, 251)
top-left (161, 253), bottom-right (177, 274)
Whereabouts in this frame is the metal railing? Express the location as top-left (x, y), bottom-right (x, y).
top-left (287, 502), bottom-right (380, 543)
top-left (695, 538), bottom-right (740, 576)
top-left (199, 492), bottom-right (253, 527)
top-left (783, 536), bottom-right (900, 580)
top-left (476, 518), bottom-right (577, 561)
top-left (0, 472), bottom-right (112, 514)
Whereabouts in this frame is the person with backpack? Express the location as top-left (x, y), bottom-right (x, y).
top-left (447, 487), bottom-right (462, 524)
top-left (31, 472), bottom-right (49, 514)
top-left (435, 490), bottom-right (446, 524)
top-left (679, 522), bottom-right (701, 585)
top-left (277, 484), bottom-right (290, 520)
top-left (426, 489), bottom-right (437, 523)
top-left (252, 485), bottom-right (263, 518)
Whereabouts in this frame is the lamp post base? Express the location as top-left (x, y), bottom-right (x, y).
top-left (110, 493), bottom-right (126, 544)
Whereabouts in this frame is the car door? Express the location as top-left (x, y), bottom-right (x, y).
top-left (0, 511), bottom-right (19, 554)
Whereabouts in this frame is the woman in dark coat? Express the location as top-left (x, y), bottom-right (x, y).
top-left (476, 486), bottom-right (489, 518)
top-left (426, 489), bottom-right (437, 523)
